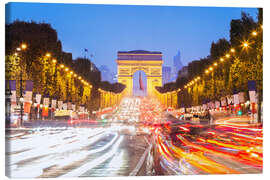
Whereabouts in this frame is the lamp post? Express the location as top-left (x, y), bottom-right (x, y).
top-left (16, 43), bottom-right (27, 127)
top-left (19, 95), bottom-right (24, 127)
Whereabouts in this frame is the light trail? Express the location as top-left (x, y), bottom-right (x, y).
top-left (7, 127), bottom-right (119, 178)
top-left (60, 135), bottom-right (124, 177)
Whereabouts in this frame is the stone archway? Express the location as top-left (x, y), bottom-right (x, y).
top-left (116, 50), bottom-right (163, 96)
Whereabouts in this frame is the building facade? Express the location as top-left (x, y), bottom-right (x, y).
top-left (116, 50), bottom-right (163, 96)
top-left (172, 50), bottom-right (183, 81)
top-left (162, 66), bottom-right (172, 85)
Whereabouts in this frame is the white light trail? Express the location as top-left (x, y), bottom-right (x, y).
top-left (60, 135), bottom-right (124, 177)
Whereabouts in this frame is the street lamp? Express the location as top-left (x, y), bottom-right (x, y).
top-left (21, 44), bottom-right (27, 50)
top-left (242, 41), bottom-right (249, 48)
top-left (46, 53), bottom-right (51, 57)
top-left (252, 31), bottom-right (257, 36)
top-left (16, 43), bottom-right (27, 127)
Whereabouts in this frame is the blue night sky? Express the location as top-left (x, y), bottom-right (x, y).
top-left (6, 3), bottom-right (258, 73)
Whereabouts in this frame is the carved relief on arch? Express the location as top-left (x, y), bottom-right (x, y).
top-left (118, 68), bottom-right (130, 75)
top-left (150, 68), bottom-right (161, 76)
top-left (131, 66), bottom-right (149, 75)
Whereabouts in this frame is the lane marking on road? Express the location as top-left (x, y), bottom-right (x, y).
top-left (129, 143), bottom-right (152, 176)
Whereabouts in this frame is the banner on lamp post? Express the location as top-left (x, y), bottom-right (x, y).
top-left (24, 91), bottom-right (33, 113)
top-left (215, 101), bottom-right (220, 108)
top-left (9, 80), bottom-right (17, 112)
top-left (43, 97), bottom-right (50, 107)
top-left (221, 97), bottom-right (227, 107)
top-left (51, 99), bottom-right (57, 111)
top-left (207, 102), bottom-right (214, 109)
top-left (238, 92), bottom-right (245, 103)
top-left (63, 103), bottom-right (67, 110)
top-left (24, 91), bottom-right (32, 102)
top-left (58, 101), bottom-right (63, 110)
top-left (227, 95), bottom-right (234, 105)
top-left (42, 96), bottom-right (50, 117)
top-left (36, 94), bottom-right (42, 104)
top-left (249, 91), bottom-right (256, 103)
top-left (72, 104), bottom-right (76, 111)
top-left (248, 80), bottom-right (256, 91)
top-left (202, 104), bottom-right (207, 110)
top-left (24, 80), bottom-right (33, 113)
top-left (180, 108), bottom-right (185, 113)
top-left (233, 94), bottom-right (239, 105)
top-left (81, 106), bottom-right (85, 112)
top-left (67, 102), bottom-right (72, 110)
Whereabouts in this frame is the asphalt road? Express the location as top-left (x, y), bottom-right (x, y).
top-left (6, 125), bottom-right (154, 178)
top-left (5, 97), bottom-right (263, 177)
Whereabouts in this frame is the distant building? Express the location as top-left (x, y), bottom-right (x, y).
top-left (99, 65), bottom-right (115, 83)
top-left (178, 66), bottom-right (188, 79)
top-left (162, 66), bottom-right (172, 85)
top-left (172, 50), bottom-right (183, 81)
top-left (90, 61), bottom-right (99, 72)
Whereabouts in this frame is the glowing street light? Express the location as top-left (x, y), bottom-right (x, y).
top-left (60, 64), bottom-right (64, 68)
top-left (16, 47), bottom-right (21, 51)
top-left (252, 31), bottom-right (257, 36)
top-left (78, 76), bottom-right (82, 80)
top-left (214, 62), bottom-right (218, 66)
top-left (220, 58), bottom-right (224, 62)
top-left (65, 67), bottom-right (69, 72)
top-left (70, 71), bottom-right (73, 75)
top-left (225, 54), bottom-right (230, 58)
top-left (242, 41), bottom-right (249, 48)
top-left (74, 74), bottom-right (77, 77)
top-left (14, 52), bottom-right (18, 56)
top-left (52, 59), bottom-right (57, 63)
top-left (230, 48), bottom-right (235, 53)
top-left (46, 53), bottom-right (51, 57)
top-left (205, 69), bottom-right (209, 74)
top-left (21, 43), bottom-right (27, 50)
top-left (209, 67), bottom-right (213, 71)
